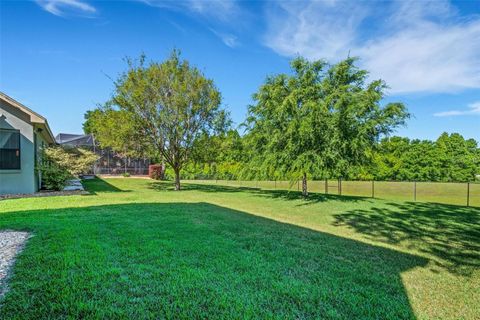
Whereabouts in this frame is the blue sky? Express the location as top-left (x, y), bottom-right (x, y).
top-left (1, 0), bottom-right (479, 141)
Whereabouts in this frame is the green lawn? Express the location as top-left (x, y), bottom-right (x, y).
top-left (0, 178), bottom-right (478, 319)
top-left (186, 179), bottom-right (480, 207)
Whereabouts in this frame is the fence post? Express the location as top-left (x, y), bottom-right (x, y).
top-left (325, 179), bottom-right (328, 195)
top-left (414, 181), bottom-right (417, 202)
top-left (297, 180), bottom-right (300, 191)
top-left (275, 180), bottom-right (277, 189)
top-left (372, 180), bottom-right (375, 198)
top-left (467, 182), bottom-right (470, 207)
top-left (339, 178), bottom-right (342, 196)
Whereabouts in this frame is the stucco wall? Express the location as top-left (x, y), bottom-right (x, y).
top-left (34, 131), bottom-right (48, 190)
top-left (0, 99), bottom-right (36, 194)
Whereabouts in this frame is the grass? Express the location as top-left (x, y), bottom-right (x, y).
top-left (0, 178), bottom-right (478, 319)
top-left (185, 179), bottom-right (480, 207)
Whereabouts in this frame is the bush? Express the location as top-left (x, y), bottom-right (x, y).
top-left (40, 163), bottom-right (73, 191)
top-left (38, 147), bottom-right (98, 191)
top-left (57, 146), bottom-right (98, 176)
top-left (149, 164), bottom-right (163, 180)
top-left (123, 172), bottom-right (131, 177)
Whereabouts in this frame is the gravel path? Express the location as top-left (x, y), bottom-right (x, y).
top-left (0, 231), bottom-right (30, 298)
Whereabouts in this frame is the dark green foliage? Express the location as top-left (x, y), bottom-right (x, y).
top-left (182, 129), bottom-right (245, 179)
top-left (38, 161), bottom-right (72, 191)
top-left (370, 132), bottom-right (479, 181)
top-left (178, 130), bottom-right (480, 183)
top-left (243, 57), bottom-right (409, 195)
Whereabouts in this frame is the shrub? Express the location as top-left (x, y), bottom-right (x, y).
top-left (40, 163), bottom-right (73, 191)
top-left (38, 147), bottom-right (98, 190)
top-left (57, 146), bottom-right (98, 176)
top-left (149, 164), bottom-right (163, 180)
top-left (123, 172), bottom-right (131, 177)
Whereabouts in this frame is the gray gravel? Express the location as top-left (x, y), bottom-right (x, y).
top-left (0, 231), bottom-right (30, 298)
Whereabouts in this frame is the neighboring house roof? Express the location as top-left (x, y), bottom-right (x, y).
top-left (55, 133), bottom-right (84, 144)
top-left (0, 91), bottom-right (56, 144)
top-left (56, 133), bottom-right (95, 147)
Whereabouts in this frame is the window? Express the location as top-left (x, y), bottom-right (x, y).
top-left (0, 129), bottom-right (20, 170)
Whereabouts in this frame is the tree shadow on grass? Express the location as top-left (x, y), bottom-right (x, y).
top-left (150, 181), bottom-right (369, 204)
top-left (0, 202), bottom-right (426, 319)
top-left (332, 201), bottom-right (480, 276)
top-left (82, 178), bottom-right (131, 194)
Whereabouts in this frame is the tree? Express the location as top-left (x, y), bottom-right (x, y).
top-left (186, 129), bottom-right (244, 179)
top-left (371, 136), bottom-right (410, 180)
top-left (83, 105), bottom-right (153, 160)
top-left (111, 51), bottom-right (227, 190)
top-left (436, 132), bottom-right (478, 181)
top-left (370, 133), bottom-right (480, 182)
top-left (245, 57), bottom-right (409, 196)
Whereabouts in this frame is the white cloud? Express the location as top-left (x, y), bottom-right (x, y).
top-left (209, 29), bottom-right (239, 48)
top-left (141, 0), bottom-right (241, 47)
top-left (35, 0), bottom-right (96, 17)
top-left (264, 0), bottom-right (480, 94)
top-left (140, 0), bottom-right (238, 22)
top-left (434, 102), bottom-right (480, 117)
top-left (264, 1), bottom-right (368, 61)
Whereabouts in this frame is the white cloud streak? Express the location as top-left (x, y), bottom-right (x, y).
top-left (209, 28), bottom-right (239, 48)
top-left (140, 0), bottom-right (238, 22)
top-left (140, 0), bottom-right (241, 47)
top-left (434, 102), bottom-right (480, 117)
top-left (264, 0), bottom-right (480, 94)
top-left (35, 0), bottom-right (96, 17)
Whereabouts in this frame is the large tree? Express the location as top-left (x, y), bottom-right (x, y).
top-left (83, 106), bottom-right (152, 159)
top-left (108, 51), bottom-right (227, 190)
top-left (245, 57), bottom-right (409, 196)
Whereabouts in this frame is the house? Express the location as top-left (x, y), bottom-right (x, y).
top-left (0, 92), bottom-right (55, 194)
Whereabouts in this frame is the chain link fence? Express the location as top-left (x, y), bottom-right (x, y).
top-left (182, 179), bottom-right (480, 207)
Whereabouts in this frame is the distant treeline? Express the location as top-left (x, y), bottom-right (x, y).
top-left (176, 131), bottom-right (479, 182)
top-left (368, 132), bottom-right (479, 182)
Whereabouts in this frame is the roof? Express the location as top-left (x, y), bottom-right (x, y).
top-left (55, 133), bottom-right (84, 144)
top-left (0, 91), bottom-right (56, 144)
top-left (56, 133), bottom-right (95, 147)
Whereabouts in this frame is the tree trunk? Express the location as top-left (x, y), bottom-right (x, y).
top-left (174, 167), bottom-right (181, 191)
top-left (302, 172), bottom-right (308, 197)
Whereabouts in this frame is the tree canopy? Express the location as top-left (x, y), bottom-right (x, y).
top-left (371, 133), bottom-right (479, 182)
top-left (83, 106), bottom-right (151, 159)
top-left (243, 57), bottom-right (409, 195)
top-left (87, 51), bottom-right (228, 190)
